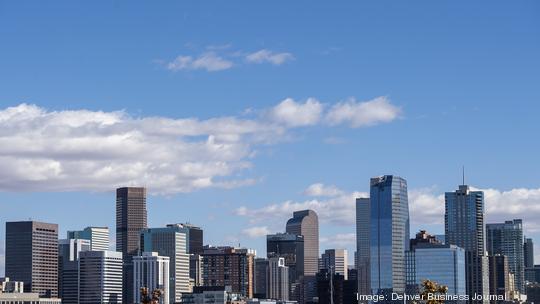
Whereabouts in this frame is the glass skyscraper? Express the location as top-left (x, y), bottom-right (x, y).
top-left (445, 185), bottom-right (489, 304)
top-left (369, 175), bottom-right (409, 295)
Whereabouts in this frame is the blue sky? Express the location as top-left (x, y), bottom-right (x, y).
top-left (1, 1), bottom-right (540, 275)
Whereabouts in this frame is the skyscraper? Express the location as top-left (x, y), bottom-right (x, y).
top-left (286, 210), bottom-right (319, 303)
top-left (140, 225), bottom-right (190, 304)
top-left (445, 184), bottom-right (490, 304)
top-left (79, 250), bottom-right (123, 304)
top-left (201, 246), bottom-right (256, 298)
top-left (488, 255), bottom-right (511, 302)
top-left (58, 238), bottom-right (91, 304)
top-left (267, 257), bottom-right (289, 301)
top-left (486, 219), bottom-right (525, 294)
top-left (524, 237), bottom-right (535, 283)
top-left (254, 258), bottom-right (268, 299)
top-left (133, 252), bottom-right (170, 304)
top-left (320, 249), bottom-right (348, 280)
top-left (355, 197), bottom-right (370, 296)
top-left (67, 226), bottom-right (110, 251)
top-left (116, 186), bottom-right (147, 304)
top-left (5, 221), bottom-right (59, 297)
top-left (369, 175), bottom-right (409, 295)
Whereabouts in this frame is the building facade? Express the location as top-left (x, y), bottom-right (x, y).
top-left (445, 185), bottom-right (490, 304)
top-left (285, 210), bottom-right (319, 303)
top-left (486, 219), bottom-right (525, 294)
top-left (5, 221), bottom-right (59, 297)
top-left (133, 252), bottom-right (170, 304)
top-left (254, 258), bottom-right (268, 299)
top-left (116, 186), bottom-right (148, 304)
top-left (267, 257), bottom-right (289, 301)
top-left (369, 175), bottom-right (410, 295)
top-left (320, 249), bottom-right (348, 280)
top-left (355, 197), bottom-right (370, 296)
top-left (140, 225), bottom-right (190, 303)
top-left (79, 250), bottom-right (123, 304)
top-left (67, 226), bottom-right (110, 251)
top-left (201, 246), bottom-right (256, 298)
top-left (58, 238), bottom-right (91, 304)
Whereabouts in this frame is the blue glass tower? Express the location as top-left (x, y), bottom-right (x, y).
top-left (369, 175), bottom-right (409, 295)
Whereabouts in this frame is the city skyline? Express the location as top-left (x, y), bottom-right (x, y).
top-left (1, 1), bottom-right (540, 280)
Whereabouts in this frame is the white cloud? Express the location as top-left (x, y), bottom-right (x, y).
top-left (245, 49), bottom-right (294, 65)
top-left (304, 183), bottom-right (344, 197)
top-left (325, 96), bottom-right (401, 128)
top-left (320, 233), bottom-right (356, 248)
top-left (268, 98), bottom-right (323, 127)
top-left (0, 100), bottom-right (399, 194)
top-left (167, 52), bottom-right (233, 72)
top-left (242, 226), bottom-right (271, 238)
top-left (236, 185), bottom-right (367, 226)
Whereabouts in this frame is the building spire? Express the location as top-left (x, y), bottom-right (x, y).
top-left (462, 165), bottom-right (465, 185)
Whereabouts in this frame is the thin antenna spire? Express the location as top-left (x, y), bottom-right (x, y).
top-left (462, 165), bottom-right (465, 185)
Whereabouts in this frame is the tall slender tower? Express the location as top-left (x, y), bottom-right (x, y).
top-left (5, 221), bottom-right (59, 297)
top-left (116, 187), bottom-right (147, 304)
top-left (445, 184), bottom-right (489, 304)
top-left (356, 197), bottom-right (370, 296)
top-left (486, 219), bottom-right (525, 294)
top-left (369, 175), bottom-right (409, 295)
top-left (286, 210), bottom-right (319, 303)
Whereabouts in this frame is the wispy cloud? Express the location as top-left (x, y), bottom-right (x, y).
top-left (0, 98), bottom-right (399, 194)
top-left (163, 46), bottom-right (294, 72)
top-left (326, 97), bottom-right (401, 128)
top-left (167, 52), bottom-right (234, 72)
top-left (320, 233), bottom-right (355, 248)
top-left (242, 226), bottom-right (272, 238)
top-left (245, 49), bottom-right (294, 65)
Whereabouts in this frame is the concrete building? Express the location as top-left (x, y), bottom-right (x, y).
top-left (134, 252), bottom-right (170, 304)
top-left (320, 249), bottom-right (348, 280)
top-left (201, 246), bottom-right (256, 298)
top-left (67, 226), bottom-right (110, 251)
top-left (369, 175), bottom-right (410, 295)
top-left (116, 186), bottom-right (148, 304)
top-left (445, 184), bottom-right (490, 304)
top-left (79, 250), bottom-right (123, 304)
top-left (486, 219), bottom-right (525, 294)
top-left (58, 238), bottom-right (91, 304)
top-left (0, 278), bottom-right (24, 293)
top-left (0, 293), bottom-right (62, 304)
top-left (180, 286), bottom-right (244, 304)
top-left (286, 210), bottom-right (319, 303)
top-left (140, 225), bottom-right (190, 303)
top-left (5, 221), bottom-right (58, 297)
top-left (267, 257), bottom-right (289, 301)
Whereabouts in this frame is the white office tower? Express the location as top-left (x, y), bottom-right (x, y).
top-left (67, 226), bottom-right (110, 251)
top-left (267, 257), bottom-right (289, 301)
top-left (134, 252), bottom-right (170, 304)
top-left (58, 238), bottom-right (91, 304)
top-left (320, 249), bottom-right (348, 280)
top-left (79, 251), bottom-right (123, 304)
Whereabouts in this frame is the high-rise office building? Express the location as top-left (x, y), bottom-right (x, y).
top-left (445, 184), bottom-right (490, 304)
top-left (79, 250), bottom-right (123, 304)
top-left (486, 219), bottom-right (525, 294)
top-left (5, 221), bottom-right (59, 297)
top-left (201, 246), bottom-right (256, 298)
top-left (286, 210), bottom-right (319, 303)
top-left (58, 238), bottom-right (91, 304)
top-left (178, 223), bottom-right (204, 255)
top-left (267, 257), bottom-right (289, 301)
top-left (67, 226), bottom-right (110, 251)
top-left (116, 186), bottom-right (148, 304)
top-left (320, 249), bottom-right (348, 280)
top-left (355, 197), bottom-right (370, 296)
top-left (254, 258), bottom-right (268, 299)
top-left (406, 242), bottom-right (466, 297)
top-left (133, 252), bottom-right (170, 304)
top-left (316, 270), bottom-right (358, 304)
top-left (369, 175), bottom-right (409, 295)
top-left (525, 237), bottom-right (536, 283)
top-left (488, 255), bottom-right (511, 303)
top-left (140, 225), bottom-right (190, 303)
